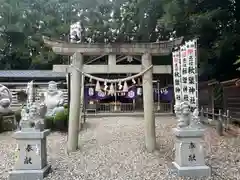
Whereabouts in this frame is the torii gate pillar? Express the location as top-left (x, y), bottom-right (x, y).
top-left (142, 53), bottom-right (156, 152)
top-left (67, 52), bottom-right (83, 152)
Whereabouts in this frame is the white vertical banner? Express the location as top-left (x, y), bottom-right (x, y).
top-left (172, 50), bottom-right (181, 102)
top-left (194, 39), bottom-right (199, 109)
top-left (185, 39), bottom-right (198, 110)
top-left (180, 44), bottom-right (189, 103)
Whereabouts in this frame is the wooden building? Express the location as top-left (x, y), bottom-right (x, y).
top-left (221, 78), bottom-right (240, 121)
top-left (0, 70), bottom-right (67, 108)
top-left (0, 70), bottom-right (66, 88)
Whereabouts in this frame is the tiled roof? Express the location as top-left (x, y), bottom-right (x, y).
top-left (0, 70), bottom-right (66, 78)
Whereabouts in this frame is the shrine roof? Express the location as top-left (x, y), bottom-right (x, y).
top-left (43, 36), bottom-right (183, 56)
top-left (0, 70), bottom-right (66, 78)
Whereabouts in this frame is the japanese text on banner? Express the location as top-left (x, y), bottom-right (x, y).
top-left (186, 40), bottom-right (198, 109)
top-left (180, 45), bottom-right (188, 102)
top-left (172, 50), bottom-right (181, 101)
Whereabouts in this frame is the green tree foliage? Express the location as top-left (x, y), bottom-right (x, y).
top-left (159, 0), bottom-right (240, 80)
top-left (0, 0), bottom-right (239, 80)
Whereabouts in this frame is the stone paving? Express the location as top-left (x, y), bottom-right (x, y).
top-left (1, 116), bottom-right (240, 180)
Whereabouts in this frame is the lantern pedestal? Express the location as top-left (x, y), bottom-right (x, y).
top-left (171, 127), bottom-right (211, 178)
top-left (9, 129), bottom-right (51, 180)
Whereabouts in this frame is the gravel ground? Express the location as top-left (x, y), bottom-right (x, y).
top-left (1, 116), bottom-right (240, 180)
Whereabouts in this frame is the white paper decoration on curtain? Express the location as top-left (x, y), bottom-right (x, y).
top-left (123, 81), bottom-right (128, 92)
top-left (104, 81), bottom-right (108, 91)
top-left (137, 87), bottom-right (142, 95)
top-left (132, 78), bottom-right (136, 84)
top-left (95, 81), bottom-right (101, 92)
top-left (88, 87), bottom-right (94, 96)
top-left (108, 83), bottom-right (115, 96)
top-left (118, 81), bottom-right (122, 90)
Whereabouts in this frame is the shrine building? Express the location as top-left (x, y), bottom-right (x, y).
top-left (45, 37), bottom-right (183, 114)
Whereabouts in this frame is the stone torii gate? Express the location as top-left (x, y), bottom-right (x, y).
top-left (43, 36), bottom-right (183, 152)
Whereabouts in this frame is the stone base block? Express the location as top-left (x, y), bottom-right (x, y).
top-left (172, 162), bottom-right (211, 178)
top-left (9, 165), bottom-right (51, 180)
top-left (172, 127), bottom-right (205, 137)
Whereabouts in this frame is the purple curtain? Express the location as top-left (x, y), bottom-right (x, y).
top-left (161, 87), bottom-right (173, 102)
top-left (153, 87), bottom-right (173, 102)
top-left (95, 91), bottom-right (110, 100)
top-left (84, 86), bottom-right (137, 100)
top-left (125, 86), bottom-right (137, 99)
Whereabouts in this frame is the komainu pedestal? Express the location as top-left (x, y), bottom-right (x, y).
top-left (172, 127), bottom-right (211, 178)
top-left (9, 129), bottom-right (51, 180)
